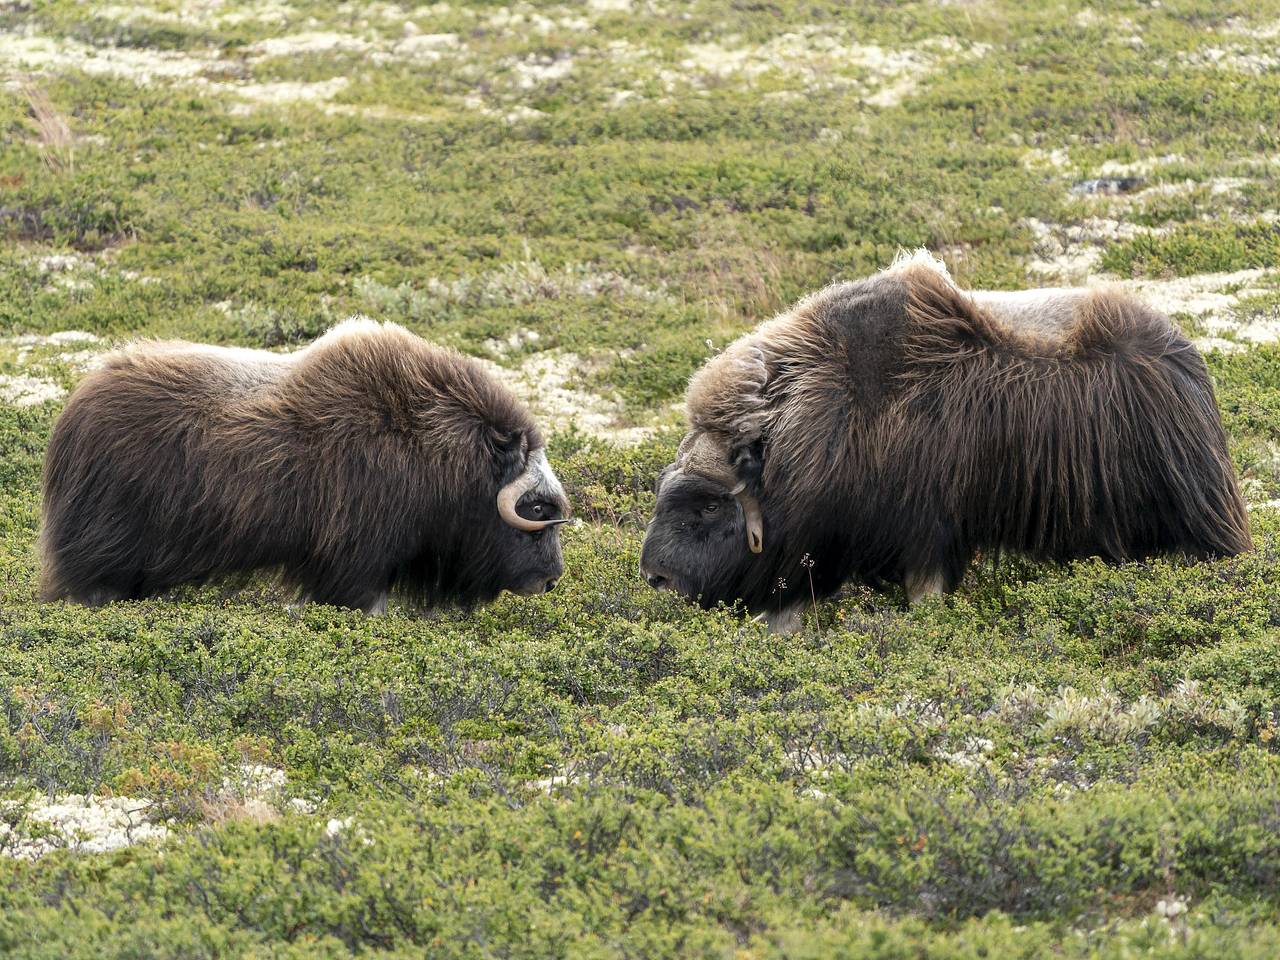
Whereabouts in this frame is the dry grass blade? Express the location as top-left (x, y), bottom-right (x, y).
top-left (22, 80), bottom-right (75, 175)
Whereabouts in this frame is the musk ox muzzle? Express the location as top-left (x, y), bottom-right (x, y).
top-left (641, 251), bottom-right (1252, 627)
top-left (39, 318), bottom-right (572, 613)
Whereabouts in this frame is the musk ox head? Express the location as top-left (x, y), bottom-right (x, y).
top-left (639, 430), bottom-right (769, 610)
top-left (488, 439), bottom-right (571, 597)
top-left (639, 333), bottom-right (790, 620)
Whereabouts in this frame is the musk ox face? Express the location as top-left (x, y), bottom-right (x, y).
top-left (639, 464), bottom-right (760, 611)
top-left (489, 515), bottom-right (566, 597)
top-left (491, 448), bottom-right (569, 597)
top-left (640, 432), bottom-right (772, 612)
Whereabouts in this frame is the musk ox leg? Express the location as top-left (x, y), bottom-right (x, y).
top-left (304, 581), bottom-right (391, 615)
top-left (42, 562), bottom-right (142, 606)
top-left (905, 571), bottom-right (947, 605)
top-left (754, 605), bottom-right (804, 635)
top-left (52, 583), bottom-right (133, 607)
top-left (903, 519), bottom-right (970, 605)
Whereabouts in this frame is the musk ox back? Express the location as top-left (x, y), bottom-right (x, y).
top-left (640, 252), bottom-right (1251, 630)
top-left (40, 318), bottom-right (571, 612)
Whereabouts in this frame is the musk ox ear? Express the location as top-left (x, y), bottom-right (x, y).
top-left (730, 439), bottom-right (764, 493)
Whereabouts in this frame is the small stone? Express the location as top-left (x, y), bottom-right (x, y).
top-left (1070, 176), bottom-right (1145, 195)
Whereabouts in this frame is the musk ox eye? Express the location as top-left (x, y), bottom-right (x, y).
top-left (702, 502), bottom-right (720, 516)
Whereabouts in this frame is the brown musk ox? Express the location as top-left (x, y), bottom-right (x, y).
top-left (640, 251), bottom-right (1251, 631)
top-left (40, 318), bottom-right (571, 613)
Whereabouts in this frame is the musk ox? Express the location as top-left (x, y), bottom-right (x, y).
top-left (40, 318), bottom-right (571, 612)
top-left (640, 251), bottom-right (1251, 631)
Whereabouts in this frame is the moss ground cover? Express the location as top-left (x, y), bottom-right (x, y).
top-left (3, 1), bottom-right (1280, 955)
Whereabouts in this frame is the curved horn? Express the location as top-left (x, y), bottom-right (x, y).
top-left (730, 482), bottom-right (765, 554)
top-left (497, 449), bottom-right (567, 532)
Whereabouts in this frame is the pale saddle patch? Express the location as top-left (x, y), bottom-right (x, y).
top-left (968, 287), bottom-right (1090, 342)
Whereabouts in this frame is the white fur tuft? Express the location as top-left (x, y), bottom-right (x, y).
top-left (884, 247), bottom-right (952, 281)
top-left (318, 314), bottom-right (403, 343)
top-left (528, 447), bottom-right (568, 504)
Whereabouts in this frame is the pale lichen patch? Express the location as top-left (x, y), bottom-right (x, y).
top-left (1222, 17), bottom-right (1280, 40)
top-left (1023, 216), bottom-right (1162, 283)
top-left (0, 794), bottom-right (166, 859)
top-left (243, 32), bottom-right (375, 59)
top-left (1117, 269), bottom-right (1272, 319)
top-left (225, 77), bottom-right (351, 109)
top-left (1097, 154), bottom-right (1188, 177)
top-left (1, 32), bottom-right (216, 82)
top-left (96, 0), bottom-right (298, 28)
top-left (934, 736), bottom-right (995, 770)
top-left (503, 53), bottom-right (576, 90)
top-left (669, 30), bottom-right (989, 105)
top-left (484, 351), bottom-right (655, 445)
top-left (1021, 147), bottom-right (1072, 171)
top-left (483, 4), bottom-right (591, 34)
top-left (0, 374), bottom-right (65, 406)
top-left (0, 765), bottom-right (312, 860)
top-left (1178, 46), bottom-right (1280, 74)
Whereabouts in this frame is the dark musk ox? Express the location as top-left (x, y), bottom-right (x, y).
top-left (40, 318), bottom-right (571, 613)
top-left (640, 251), bottom-right (1251, 632)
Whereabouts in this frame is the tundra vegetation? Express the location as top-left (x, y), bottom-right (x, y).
top-left (2, 0), bottom-right (1280, 956)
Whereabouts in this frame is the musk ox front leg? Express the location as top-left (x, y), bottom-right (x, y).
top-left (58, 581), bottom-right (137, 607)
top-left (292, 591), bottom-right (389, 615)
top-left (754, 605), bottom-right (804, 634)
top-left (904, 570), bottom-right (947, 605)
top-left (305, 580), bottom-right (393, 616)
top-left (901, 517), bottom-right (970, 605)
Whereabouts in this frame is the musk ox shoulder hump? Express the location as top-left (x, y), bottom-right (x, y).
top-left (684, 280), bottom-right (865, 445)
top-left (685, 338), bottom-right (769, 443)
top-left (287, 318), bottom-right (539, 449)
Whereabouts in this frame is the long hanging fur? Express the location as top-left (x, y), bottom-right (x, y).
top-left (895, 264), bottom-right (1250, 562)
top-left (668, 257), bottom-right (1251, 614)
top-left (39, 319), bottom-right (564, 610)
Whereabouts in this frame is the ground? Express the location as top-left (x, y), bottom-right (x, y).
top-left (2, 1), bottom-right (1280, 956)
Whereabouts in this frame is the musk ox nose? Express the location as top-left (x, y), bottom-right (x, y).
top-left (544, 578), bottom-right (559, 593)
top-left (639, 562), bottom-right (671, 590)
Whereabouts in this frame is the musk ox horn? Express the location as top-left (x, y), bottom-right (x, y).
top-left (679, 433), bottom-right (765, 553)
top-left (497, 448), bottom-right (569, 532)
top-left (730, 482), bottom-right (764, 554)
